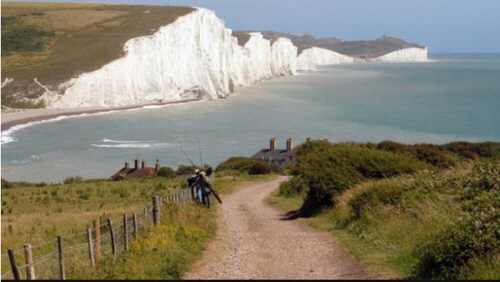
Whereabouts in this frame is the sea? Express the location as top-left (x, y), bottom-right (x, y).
top-left (2, 53), bottom-right (499, 182)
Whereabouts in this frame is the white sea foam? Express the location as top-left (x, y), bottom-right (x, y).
top-left (90, 142), bottom-right (176, 149)
top-left (100, 138), bottom-right (157, 143)
top-left (1, 106), bottom-right (155, 146)
top-left (1, 115), bottom-right (71, 145)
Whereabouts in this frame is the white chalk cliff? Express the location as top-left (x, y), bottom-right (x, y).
top-left (297, 47), bottom-right (354, 71)
top-left (370, 47), bottom-right (428, 62)
top-left (44, 8), bottom-right (426, 108)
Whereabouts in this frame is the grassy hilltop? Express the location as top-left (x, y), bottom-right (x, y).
top-left (1, 2), bottom-right (194, 108)
top-left (258, 31), bottom-right (424, 57)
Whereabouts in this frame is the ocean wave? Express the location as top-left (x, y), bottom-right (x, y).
top-left (100, 138), bottom-right (157, 143)
top-left (3, 155), bottom-right (41, 165)
top-left (1, 115), bottom-right (71, 145)
top-left (91, 142), bottom-right (177, 149)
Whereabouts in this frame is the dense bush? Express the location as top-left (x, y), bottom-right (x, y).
top-left (215, 157), bottom-right (279, 175)
top-left (157, 166), bottom-right (176, 178)
top-left (175, 164), bottom-right (211, 176)
top-left (377, 140), bottom-right (500, 165)
top-left (413, 145), bottom-right (457, 169)
top-left (412, 162), bottom-right (500, 279)
top-left (377, 141), bottom-right (458, 168)
top-left (279, 176), bottom-right (308, 197)
top-left (293, 141), bottom-right (428, 214)
top-left (443, 141), bottom-right (500, 159)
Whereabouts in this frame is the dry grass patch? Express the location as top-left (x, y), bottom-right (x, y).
top-left (22, 9), bottom-right (130, 31)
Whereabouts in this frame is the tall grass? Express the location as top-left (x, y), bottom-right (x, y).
top-left (272, 162), bottom-right (499, 279)
top-left (1, 173), bottom-right (274, 279)
top-left (272, 140), bottom-right (499, 279)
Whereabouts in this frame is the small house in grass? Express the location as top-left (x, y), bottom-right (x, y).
top-left (111, 157), bottom-right (161, 180)
top-left (251, 137), bottom-right (305, 168)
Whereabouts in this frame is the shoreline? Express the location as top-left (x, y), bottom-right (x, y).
top-left (1, 98), bottom-right (201, 132)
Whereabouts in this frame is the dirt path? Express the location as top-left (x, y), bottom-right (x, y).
top-left (183, 176), bottom-right (372, 279)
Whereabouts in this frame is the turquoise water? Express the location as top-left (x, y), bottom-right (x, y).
top-left (2, 54), bottom-right (499, 182)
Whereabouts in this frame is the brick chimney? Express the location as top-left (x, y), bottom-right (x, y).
top-left (155, 159), bottom-right (161, 173)
top-left (135, 157), bottom-right (139, 170)
top-left (270, 137), bottom-right (276, 150)
top-left (286, 138), bottom-right (293, 151)
top-left (125, 161), bottom-right (129, 170)
top-left (141, 159), bottom-right (146, 169)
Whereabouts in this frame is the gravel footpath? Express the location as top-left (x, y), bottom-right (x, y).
top-left (183, 176), bottom-right (373, 279)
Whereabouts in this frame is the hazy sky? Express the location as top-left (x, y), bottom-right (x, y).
top-left (12, 0), bottom-right (500, 53)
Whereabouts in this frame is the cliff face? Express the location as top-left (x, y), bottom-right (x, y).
top-left (297, 47), bottom-right (354, 71)
top-left (369, 47), bottom-right (428, 62)
top-left (43, 8), bottom-right (427, 108)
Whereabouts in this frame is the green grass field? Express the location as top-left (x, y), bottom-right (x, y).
top-left (0, 172), bottom-right (275, 279)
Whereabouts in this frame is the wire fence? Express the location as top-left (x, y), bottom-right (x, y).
top-left (1, 187), bottom-right (196, 280)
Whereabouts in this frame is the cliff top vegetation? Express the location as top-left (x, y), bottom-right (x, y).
top-left (258, 31), bottom-right (424, 57)
top-left (1, 2), bottom-right (194, 108)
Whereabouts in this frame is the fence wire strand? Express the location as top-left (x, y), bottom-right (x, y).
top-left (36, 264), bottom-right (55, 279)
top-left (63, 242), bottom-right (88, 254)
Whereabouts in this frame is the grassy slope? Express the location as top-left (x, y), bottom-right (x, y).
top-left (1, 173), bottom-right (275, 279)
top-left (1, 2), bottom-right (194, 107)
top-left (268, 161), bottom-right (500, 279)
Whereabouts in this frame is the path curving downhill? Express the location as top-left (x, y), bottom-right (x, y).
top-left (183, 176), bottom-right (372, 279)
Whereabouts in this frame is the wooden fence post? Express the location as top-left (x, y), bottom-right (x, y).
top-left (123, 214), bottom-right (129, 252)
top-left (57, 236), bottom-right (65, 280)
top-left (86, 228), bottom-right (95, 268)
top-left (8, 249), bottom-right (21, 280)
top-left (107, 219), bottom-right (116, 258)
top-left (132, 213), bottom-right (138, 239)
top-left (153, 196), bottom-right (160, 226)
top-left (93, 219), bottom-right (101, 262)
top-left (24, 244), bottom-right (35, 280)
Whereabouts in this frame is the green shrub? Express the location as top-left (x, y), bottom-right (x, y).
top-left (293, 141), bottom-right (428, 214)
top-left (443, 141), bottom-right (500, 159)
top-left (376, 141), bottom-right (500, 164)
top-left (279, 176), bottom-right (308, 197)
top-left (158, 167), bottom-right (176, 178)
top-left (176, 164), bottom-right (198, 176)
top-left (376, 140), bottom-right (415, 155)
top-left (216, 157), bottom-right (278, 175)
top-left (414, 145), bottom-right (457, 169)
top-left (412, 162), bottom-right (500, 279)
